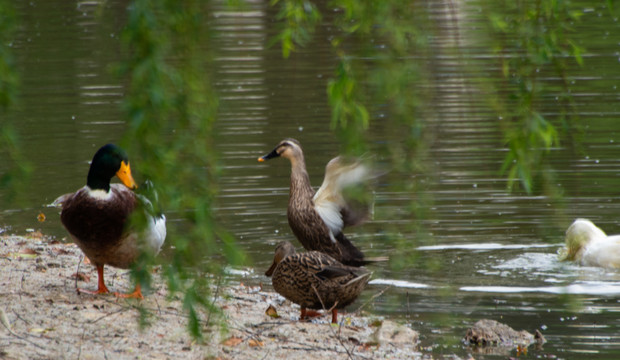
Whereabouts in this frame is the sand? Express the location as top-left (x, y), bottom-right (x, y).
top-left (0, 233), bottom-right (423, 360)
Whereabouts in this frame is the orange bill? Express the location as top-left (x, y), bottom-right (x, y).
top-left (116, 161), bottom-right (138, 189)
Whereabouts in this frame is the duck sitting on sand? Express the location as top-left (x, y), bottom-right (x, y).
top-left (265, 241), bottom-right (371, 324)
top-left (54, 144), bottom-right (166, 298)
top-left (559, 218), bottom-right (620, 269)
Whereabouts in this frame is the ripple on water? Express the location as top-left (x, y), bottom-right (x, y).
top-left (369, 279), bottom-right (432, 289)
top-left (460, 283), bottom-right (620, 296)
top-left (416, 242), bottom-right (562, 251)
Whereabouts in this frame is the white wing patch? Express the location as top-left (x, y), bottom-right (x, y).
top-left (136, 191), bottom-right (167, 254)
top-left (313, 156), bottom-right (370, 238)
top-left (314, 200), bottom-right (344, 243)
top-left (145, 214), bottom-right (167, 254)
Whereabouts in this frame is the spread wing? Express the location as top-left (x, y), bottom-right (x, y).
top-left (313, 156), bottom-right (373, 236)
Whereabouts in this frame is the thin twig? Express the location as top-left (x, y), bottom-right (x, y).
top-left (0, 310), bottom-right (46, 350)
top-left (89, 307), bottom-right (128, 324)
top-left (12, 310), bottom-right (31, 325)
top-left (406, 291), bottom-right (410, 318)
top-left (230, 311), bottom-right (369, 358)
top-left (353, 286), bottom-right (390, 316)
top-left (75, 254), bottom-right (83, 293)
top-left (311, 284), bottom-right (356, 360)
top-left (279, 345), bottom-right (350, 354)
top-left (232, 320), bottom-right (357, 355)
top-left (310, 284), bottom-right (327, 314)
top-left (77, 327), bottom-right (86, 360)
top-left (259, 350), bottom-right (271, 360)
top-left (153, 293), bottom-right (162, 316)
top-left (333, 321), bottom-right (356, 360)
top-left (205, 275), bottom-right (222, 328)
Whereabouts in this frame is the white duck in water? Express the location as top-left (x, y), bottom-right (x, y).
top-left (560, 218), bottom-right (620, 269)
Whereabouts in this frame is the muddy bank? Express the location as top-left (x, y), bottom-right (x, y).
top-left (0, 233), bottom-right (425, 359)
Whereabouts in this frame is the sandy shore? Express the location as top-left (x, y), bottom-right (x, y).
top-left (0, 233), bottom-right (424, 360)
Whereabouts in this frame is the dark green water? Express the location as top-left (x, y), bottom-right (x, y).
top-left (2, 0), bottom-right (620, 358)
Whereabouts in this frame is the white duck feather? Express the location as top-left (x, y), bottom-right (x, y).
top-left (560, 218), bottom-right (620, 269)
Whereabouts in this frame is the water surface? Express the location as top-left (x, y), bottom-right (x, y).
top-left (3, 0), bottom-right (620, 358)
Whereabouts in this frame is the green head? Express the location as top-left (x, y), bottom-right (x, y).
top-left (86, 144), bottom-right (137, 192)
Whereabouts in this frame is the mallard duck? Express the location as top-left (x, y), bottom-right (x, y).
top-left (559, 218), bottom-right (620, 268)
top-left (54, 144), bottom-right (166, 298)
top-left (265, 241), bottom-right (371, 324)
top-left (258, 139), bottom-right (373, 266)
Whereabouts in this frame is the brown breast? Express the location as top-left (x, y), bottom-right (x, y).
top-left (60, 185), bottom-right (137, 266)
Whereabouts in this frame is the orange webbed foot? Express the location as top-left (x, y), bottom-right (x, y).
top-left (300, 308), bottom-right (322, 321)
top-left (114, 284), bottom-right (144, 300)
top-left (77, 286), bottom-right (110, 296)
top-left (77, 265), bottom-right (112, 296)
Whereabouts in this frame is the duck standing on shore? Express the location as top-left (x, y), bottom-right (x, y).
top-left (265, 241), bottom-right (371, 324)
top-left (258, 139), bottom-right (376, 266)
top-left (54, 144), bottom-right (166, 298)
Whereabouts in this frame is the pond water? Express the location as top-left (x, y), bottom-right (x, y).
top-left (3, 0), bottom-right (620, 358)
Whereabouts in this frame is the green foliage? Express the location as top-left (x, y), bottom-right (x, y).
top-left (329, 0), bottom-right (429, 162)
top-left (270, 1), bottom-right (436, 274)
top-left (0, 0), bottom-right (31, 205)
top-left (0, 0), bottom-right (17, 110)
top-left (270, 0), bottom-right (321, 58)
top-left (486, 0), bottom-right (583, 193)
top-left (329, 0), bottom-right (434, 246)
top-left (500, 111), bottom-right (560, 194)
top-left (271, 0), bottom-right (432, 244)
top-left (271, 0), bottom-right (583, 198)
top-left (270, 0), bottom-right (429, 159)
top-left (327, 57), bottom-right (369, 154)
top-left (120, 0), bottom-right (244, 339)
top-left (0, 125), bottom-right (32, 204)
